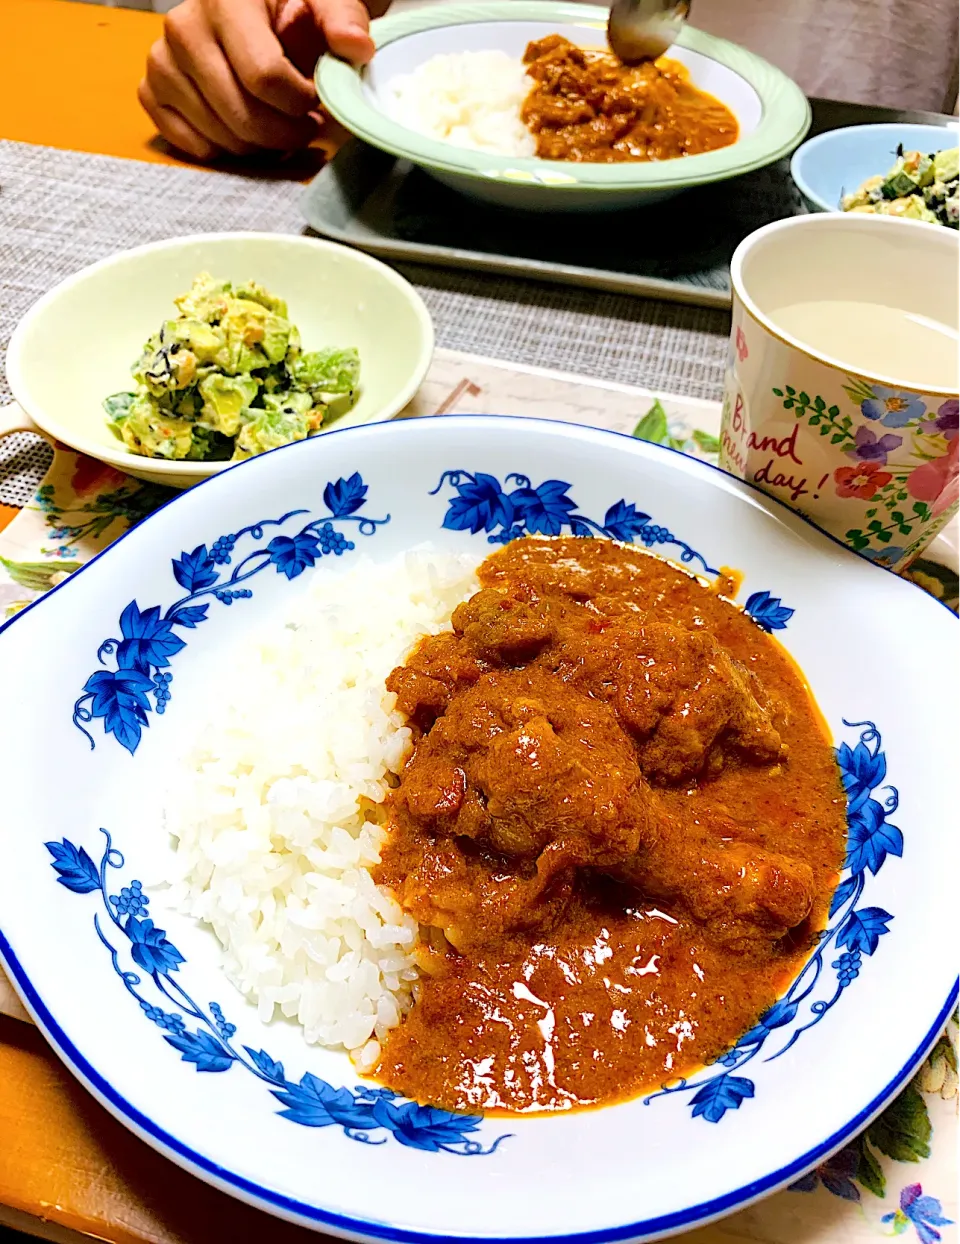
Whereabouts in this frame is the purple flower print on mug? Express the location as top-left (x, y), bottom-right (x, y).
top-left (920, 398), bottom-right (958, 441)
top-left (846, 426), bottom-right (903, 465)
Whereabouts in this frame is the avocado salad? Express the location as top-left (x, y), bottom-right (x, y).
top-left (841, 144), bottom-right (959, 227)
top-left (104, 274), bottom-right (361, 462)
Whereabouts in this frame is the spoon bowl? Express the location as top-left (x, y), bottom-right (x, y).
top-left (607, 0), bottom-right (690, 63)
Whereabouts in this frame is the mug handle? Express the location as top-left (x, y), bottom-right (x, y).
top-left (0, 402), bottom-right (52, 445)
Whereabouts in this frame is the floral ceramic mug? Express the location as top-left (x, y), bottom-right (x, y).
top-left (720, 213), bottom-right (958, 572)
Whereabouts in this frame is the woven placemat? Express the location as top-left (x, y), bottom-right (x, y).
top-left (0, 139), bottom-right (729, 417)
top-left (0, 435), bottom-right (53, 508)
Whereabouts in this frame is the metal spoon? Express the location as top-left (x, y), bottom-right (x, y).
top-left (607, 0), bottom-right (690, 64)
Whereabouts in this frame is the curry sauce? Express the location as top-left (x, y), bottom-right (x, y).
top-left (521, 35), bottom-right (739, 164)
top-left (374, 538), bottom-right (846, 1114)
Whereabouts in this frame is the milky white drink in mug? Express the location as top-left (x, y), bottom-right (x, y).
top-left (720, 214), bottom-right (959, 572)
top-left (771, 302), bottom-right (958, 392)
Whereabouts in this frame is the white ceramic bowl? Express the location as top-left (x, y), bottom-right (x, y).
top-left (4, 233), bottom-right (434, 489)
top-left (317, 1), bottom-right (811, 211)
top-left (0, 417), bottom-right (955, 1243)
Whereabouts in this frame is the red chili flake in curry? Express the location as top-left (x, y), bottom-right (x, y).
top-left (373, 537), bottom-right (846, 1115)
top-left (520, 35), bottom-right (739, 163)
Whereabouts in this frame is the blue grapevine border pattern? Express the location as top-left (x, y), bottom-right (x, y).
top-left (45, 829), bottom-right (511, 1156)
top-left (70, 468), bottom-right (798, 756)
top-left (429, 471), bottom-right (795, 631)
top-left (47, 719), bottom-right (892, 1141)
top-left (72, 474), bottom-right (388, 755)
top-left (430, 470), bottom-right (721, 574)
top-left (744, 591), bottom-right (795, 633)
top-left (52, 465), bottom-right (830, 1137)
top-left (644, 720), bottom-right (900, 1122)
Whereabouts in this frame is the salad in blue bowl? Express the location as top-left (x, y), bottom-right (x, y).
top-left (791, 122), bottom-right (959, 223)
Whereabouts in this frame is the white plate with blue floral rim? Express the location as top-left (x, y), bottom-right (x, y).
top-left (0, 416), bottom-right (955, 1243)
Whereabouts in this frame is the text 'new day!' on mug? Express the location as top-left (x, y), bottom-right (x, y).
top-left (721, 213), bottom-right (958, 574)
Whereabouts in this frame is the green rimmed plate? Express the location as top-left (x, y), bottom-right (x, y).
top-left (316, 1), bottom-right (812, 212)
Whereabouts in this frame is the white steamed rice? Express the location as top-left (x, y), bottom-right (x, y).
top-left (165, 548), bottom-right (480, 1071)
top-left (384, 50), bottom-right (537, 157)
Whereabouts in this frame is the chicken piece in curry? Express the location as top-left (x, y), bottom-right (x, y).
top-left (374, 537), bottom-right (846, 1114)
top-left (520, 35), bottom-right (739, 163)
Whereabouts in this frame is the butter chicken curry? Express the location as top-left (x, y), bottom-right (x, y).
top-left (520, 35), bottom-right (739, 164)
top-left (374, 537), bottom-right (846, 1114)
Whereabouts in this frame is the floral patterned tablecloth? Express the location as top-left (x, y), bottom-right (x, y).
top-left (0, 349), bottom-right (956, 1244)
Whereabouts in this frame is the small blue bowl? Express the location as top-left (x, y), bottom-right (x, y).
top-left (790, 122), bottom-right (959, 213)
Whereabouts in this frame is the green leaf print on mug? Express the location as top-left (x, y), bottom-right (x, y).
top-left (772, 386), bottom-right (854, 442)
top-left (771, 382), bottom-right (958, 567)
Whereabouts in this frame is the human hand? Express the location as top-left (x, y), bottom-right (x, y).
top-left (139, 0), bottom-right (390, 161)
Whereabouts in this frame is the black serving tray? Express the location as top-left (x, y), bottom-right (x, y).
top-left (301, 98), bottom-right (955, 307)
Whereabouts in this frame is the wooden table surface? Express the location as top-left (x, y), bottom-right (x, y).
top-left (0, 0), bottom-right (335, 174)
top-left (2, 0), bottom-right (184, 166)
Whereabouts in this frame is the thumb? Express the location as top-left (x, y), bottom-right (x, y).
top-left (305, 0), bottom-right (377, 65)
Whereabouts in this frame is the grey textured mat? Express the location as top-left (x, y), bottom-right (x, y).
top-left (0, 138), bottom-right (732, 504)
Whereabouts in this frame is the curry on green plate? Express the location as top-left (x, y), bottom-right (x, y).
top-left (316, 1), bottom-right (812, 211)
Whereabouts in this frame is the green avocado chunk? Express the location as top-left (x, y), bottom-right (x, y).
top-left (119, 395), bottom-right (195, 460)
top-left (291, 348), bottom-right (361, 398)
top-left (933, 147), bottom-right (959, 183)
top-left (103, 391), bottom-right (135, 424)
top-left (173, 272), bottom-right (233, 323)
top-left (232, 405), bottom-right (309, 460)
top-left (110, 273), bottom-right (360, 461)
top-left (198, 372), bottom-right (261, 437)
top-left (233, 281), bottom-right (289, 319)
